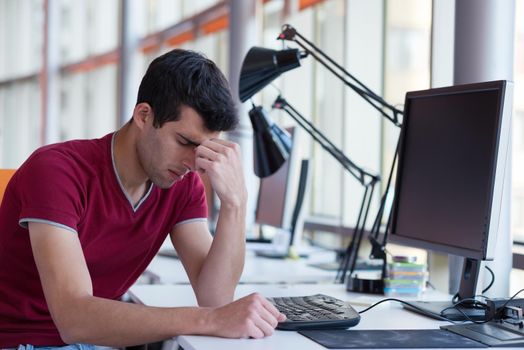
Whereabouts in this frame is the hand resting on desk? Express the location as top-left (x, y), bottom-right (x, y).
top-left (203, 292), bottom-right (287, 339)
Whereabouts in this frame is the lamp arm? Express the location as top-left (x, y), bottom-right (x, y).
top-left (335, 182), bottom-right (377, 283)
top-left (272, 96), bottom-right (379, 187)
top-left (279, 24), bottom-right (403, 127)
top-left (378, 138), bottom-right (401, 247)
top-left (367, 136), bottom-right (400, 252)
top-left (271, 95), bottom-right (381, 284)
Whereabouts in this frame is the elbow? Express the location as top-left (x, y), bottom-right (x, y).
top-left (50, 303), bottom-right (91, 344)
top-left (55, 317), bottom-right (90, 345)
top-left (58, 328), bottom-right (78, 345)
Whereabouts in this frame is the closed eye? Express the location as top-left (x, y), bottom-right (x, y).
top-left (177, 134), bottom-right (200, 147)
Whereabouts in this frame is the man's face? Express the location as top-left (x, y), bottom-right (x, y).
top-left (136, 104), bottom-right (220, 189)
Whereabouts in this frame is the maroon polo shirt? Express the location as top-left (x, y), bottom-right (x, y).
top-left (0, 133), bottom-right (207, 347)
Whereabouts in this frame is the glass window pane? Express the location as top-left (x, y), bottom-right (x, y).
top-left (513, 0), bottom-right (524, 243)
top-left (0, 0), bottom-right (43, 80)
top-left (182, 0), bottom-right (220, 18)
top-left (59, 0), bottom-right (119, 64)
top-left (312, 1), bottom-right (345, 219)
top-left (59, 64), bottom-right (117, 140)
top-left (383, 0), bottom-right (431, 198)
top-left (0, 80), bottom-right (41, 167)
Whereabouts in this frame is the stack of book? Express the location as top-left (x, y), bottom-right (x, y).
top-left (384, 261), bottom-right (427, 298)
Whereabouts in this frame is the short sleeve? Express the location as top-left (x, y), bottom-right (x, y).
top-left (175, 172), bottom-right (208, 225)
top-left (17, 149), bottom-right (86, 233)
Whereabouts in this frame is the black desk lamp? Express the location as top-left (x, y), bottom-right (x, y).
top-left (249, 104), bottom-right (292, 178)
top-left (239, 24), bottom-right (402, 293)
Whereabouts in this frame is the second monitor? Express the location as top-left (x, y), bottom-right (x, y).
top-left (253, 127), bottom-right (311, 258)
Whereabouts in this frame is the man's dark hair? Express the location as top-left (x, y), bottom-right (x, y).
top-left (136, 49), bottom-right (238, 131)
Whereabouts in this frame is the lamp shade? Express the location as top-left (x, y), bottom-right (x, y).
top-left (239, 47), bottom-right (302, 102)
top-left (249, 105), bottom-right (292, 178)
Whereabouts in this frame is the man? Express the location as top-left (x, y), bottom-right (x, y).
top-left (0, 49), bottom-right (285, 348)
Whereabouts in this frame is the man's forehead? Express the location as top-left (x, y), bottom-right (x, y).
top-left (176, 130), bottom-right (221, 146)
top-left (164, 105), bottom-right (221, 142)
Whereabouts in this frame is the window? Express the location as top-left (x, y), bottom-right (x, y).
top-left (0, 0), bottom-right (43, 168)
top-left (0, 81), bottom-right (41, 167)
top-left (59, 0), bottom-right (119, 64)
top-left (382, 0), bottom-right (432, 264)
top-left (513, 0), bottom-right (524, 243)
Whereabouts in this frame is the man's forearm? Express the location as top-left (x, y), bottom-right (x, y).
top-left (195, 202), bottom-right (246, 306)
top-left (56, 295), bottom-right (211, 347)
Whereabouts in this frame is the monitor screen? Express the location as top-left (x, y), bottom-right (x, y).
top-left (390, 80), bottom-right (510, 261)
top-left (255, 128), bottom-right (298, 230)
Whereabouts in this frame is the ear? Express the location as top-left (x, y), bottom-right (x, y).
top-left (132, 103), bottom-right (153, 130)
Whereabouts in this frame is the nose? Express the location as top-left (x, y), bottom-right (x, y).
top-left (181, 148), bottom-right (196, 172)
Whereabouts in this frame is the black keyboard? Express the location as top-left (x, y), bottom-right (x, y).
top-left (268, 294), bottom-right (361, 331)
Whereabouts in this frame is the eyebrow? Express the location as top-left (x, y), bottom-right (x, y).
top-left (177, 133), bottom-right (200, 147)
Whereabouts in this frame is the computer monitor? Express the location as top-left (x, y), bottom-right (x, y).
top-left (251, 128), bottom-right (310, 257)
top-left (389, 80), bottom-right (512, 320)
top-left (255, 128), bottom-right (297, 230)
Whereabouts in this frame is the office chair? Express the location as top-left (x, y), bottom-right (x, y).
top-left (0, 169), bottom-right (16, 204)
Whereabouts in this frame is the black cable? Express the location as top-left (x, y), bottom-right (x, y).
top-left (482, 265), bottom-right (495, 294)
top-left (452, 265), bottom-right (494, 301)
top-left (450, 305), bottom-right (490, 324)
top-left (450, 290), bottom-right (524, 324)
top-left (487, 288), bottom-right (524, 322)
top-left (439, 297), bottom-right (490, 324)
top-left (359, 290), bottom-right (524, 327)
top-left (357, 298), bottom-right (457, 323)
top-left (452, 292), bottom-right (460, 304)
top-left (426, 281), bottom-right (437, 291)
top-left (440, 297), bottom-right (488, 312)
top-left (358, 294), bottom-right (498, 325)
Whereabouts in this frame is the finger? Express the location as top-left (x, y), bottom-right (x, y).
top-left (252, 314), bottom-right (275, 338)
top-left (201, 139), bottom-right (238, 154)
top-left (199, 139), bottom-right (229, 153)
top-left (260, 297), bottom-right (283, 319)
top-left (248, 321), bottom-right (265, 339)
top-left (195, 157), bottom-right (213, 173)
top-left (209, 138), bottom-right (237, 148)
top-left (257, 304), bottom-right (280, 329)
top-left (195, 145), bottom-right (219, 161)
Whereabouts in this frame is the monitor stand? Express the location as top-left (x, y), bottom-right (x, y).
top-left (404, 258), bottom-right (486, 321)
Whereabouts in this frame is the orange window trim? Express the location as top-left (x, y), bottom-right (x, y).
top-left (141, 42), bottom-right (161, 54)
top-left (299, 0), bottom-right (324, 10)
top-left (166, 31), bottom-right (195, 47)
top-left (200, 14), bottom-right (229, 35)
top-left (64, 51), bottom-right (119, 74)
top-left (98, 51), bottom-right (119, 66)
top-left (140, 33), bottom-right (162, 54)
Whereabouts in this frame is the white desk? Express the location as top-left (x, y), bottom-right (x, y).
top-left (144, 250), bottom-right (338, 284)
top-left (128, 283), bottom-right (509, 350)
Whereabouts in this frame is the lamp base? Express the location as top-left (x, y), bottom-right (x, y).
top-left (346, 274), bottom-right (384, 294)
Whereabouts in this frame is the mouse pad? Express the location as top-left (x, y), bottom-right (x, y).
top-left (298, 329), bottom-right (487, 348)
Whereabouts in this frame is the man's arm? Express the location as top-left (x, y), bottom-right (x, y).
top-left (170, 212), bottom-right (244, 307)
top-left (29, 222), bottom-right (284, 346)
top-left (172, 139), bottom-right (248, 307)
